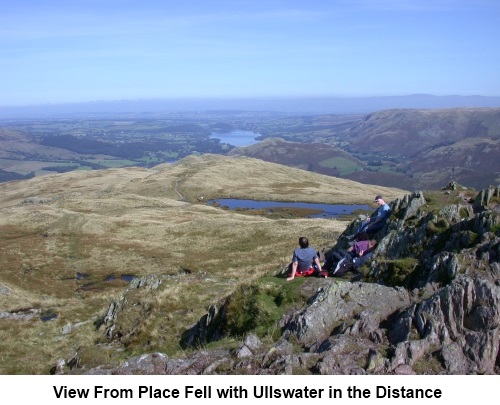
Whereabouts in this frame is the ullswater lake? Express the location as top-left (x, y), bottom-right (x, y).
top-left (210, 130), bottom-right (262, 147)
top-left (208, 199), bottom-right (371, 219)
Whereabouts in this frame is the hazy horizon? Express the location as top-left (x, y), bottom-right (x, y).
top-left (2, 94), bottom-right (500, 118)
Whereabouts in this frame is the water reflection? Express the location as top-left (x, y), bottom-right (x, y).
top-left (104, 275), bottom-right (137, 282)
top-left (208, 199), bottom-right (370, 218)
top-left (40, 313), bottom-right (57, 322)
top-left (209, 130), bottom-right (261, 147)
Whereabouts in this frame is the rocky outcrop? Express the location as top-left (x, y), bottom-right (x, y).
top-left (54, 185), bottom-right (500, 375)
top-left (68, 276), bottom-right (500, 375)
top-left (474, 186), bottom-right (500, 212)
top-left (102, 273), bottom-right (165, 340)
top-left (281, 281), bottom-right (410, 344)
top-left (388, 275), bottom-right (500, 374)
top-left (0, 308), bottom-right (41, 321)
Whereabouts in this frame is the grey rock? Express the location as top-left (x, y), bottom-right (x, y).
top-left (244, 333), bottom-right (262, 351)
top-left (0, 284), bottom-right (10, 295)
top-left (394, 364), bottom-right (416, 375)
top-left (388, 276), bottom-right (500, 374)
top-left (282, 281), bottom-right (410, 344)
top-left (116, 353), bottom-right (169, 374)
top-left (235, 345), bottom-right (253, 358)
top-left (62, 323), bottom-right (72, 334)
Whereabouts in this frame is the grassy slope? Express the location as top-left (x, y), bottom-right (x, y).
top-left (0, 154), bottom-right (407, 373)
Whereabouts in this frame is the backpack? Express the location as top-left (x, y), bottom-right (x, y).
top-left (323, 249), bottom-right (346, 270)
top-left (331, 257), bottom-right (355, 277)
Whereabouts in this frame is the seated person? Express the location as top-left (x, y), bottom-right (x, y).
top-left (347, 232), bottom-right (371, 259)
top-left (326, 233), bottom-right (369, 266)
top-left (351, 239), bottom-right (377, 269)
top-left (287, 236), bottom-right (323, 281)
top-left (349, 195), bottom-right (391, 240)
top-left (325, 234), bottom-right (377, 277)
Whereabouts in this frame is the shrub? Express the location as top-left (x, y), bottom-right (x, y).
top-left (223, 277), bottom-right (305, 338)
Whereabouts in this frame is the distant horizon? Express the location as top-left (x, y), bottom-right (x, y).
top-left (1, 94), bottom-right (500, 119)
top-left (3, 93), bottom-right (500, 108)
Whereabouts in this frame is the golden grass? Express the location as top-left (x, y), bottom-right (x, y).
top-left (0, 154), bottom-right (408, 373)
top-left (152, 154), bottom-right (406, 203)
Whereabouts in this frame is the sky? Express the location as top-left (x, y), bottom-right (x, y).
top-left (1, 0), bottom-right (500, 106)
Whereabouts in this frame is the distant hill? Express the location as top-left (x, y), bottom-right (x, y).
top-left (1, 106), bottom-right (499, 191)
top-left (343, 108), bottom-right (500, 155)
top-left (342, 108), bottom-right (500, 190)
top-left (231, 108), bottom-right (500, 191)
top-left (2, 94), bottom-right (500, 118)
top-left (228, 137), bottom-right (364, 177)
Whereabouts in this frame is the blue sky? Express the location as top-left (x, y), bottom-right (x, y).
top-left (1, 0), bottom-right (499, 106)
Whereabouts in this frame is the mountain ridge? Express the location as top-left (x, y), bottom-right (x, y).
top-left (1, 107), bottom-right (499, 191)
top-left (231, 107), bottom-right (500, 190)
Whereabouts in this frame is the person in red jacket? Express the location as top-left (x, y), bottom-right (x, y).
top-left (287, 236), bottom-right (323, 281)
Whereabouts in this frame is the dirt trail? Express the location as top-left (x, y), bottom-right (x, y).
top-left (173, 175), bottom-right (187, 201)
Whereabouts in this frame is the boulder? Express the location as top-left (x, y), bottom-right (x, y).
top-left (281, 281), bottom-right (410, 344)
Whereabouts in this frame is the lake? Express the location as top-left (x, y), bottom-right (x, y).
top-left (208, 199), bottom-right (370, 219)
top-left (210, 130), bottom-right (261, 147)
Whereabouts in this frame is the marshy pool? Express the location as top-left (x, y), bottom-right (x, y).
top-left (207, 199), bottom-right (370, 219)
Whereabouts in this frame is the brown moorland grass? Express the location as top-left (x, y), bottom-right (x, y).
top-left (0, 154), bottom-right (408, 373)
